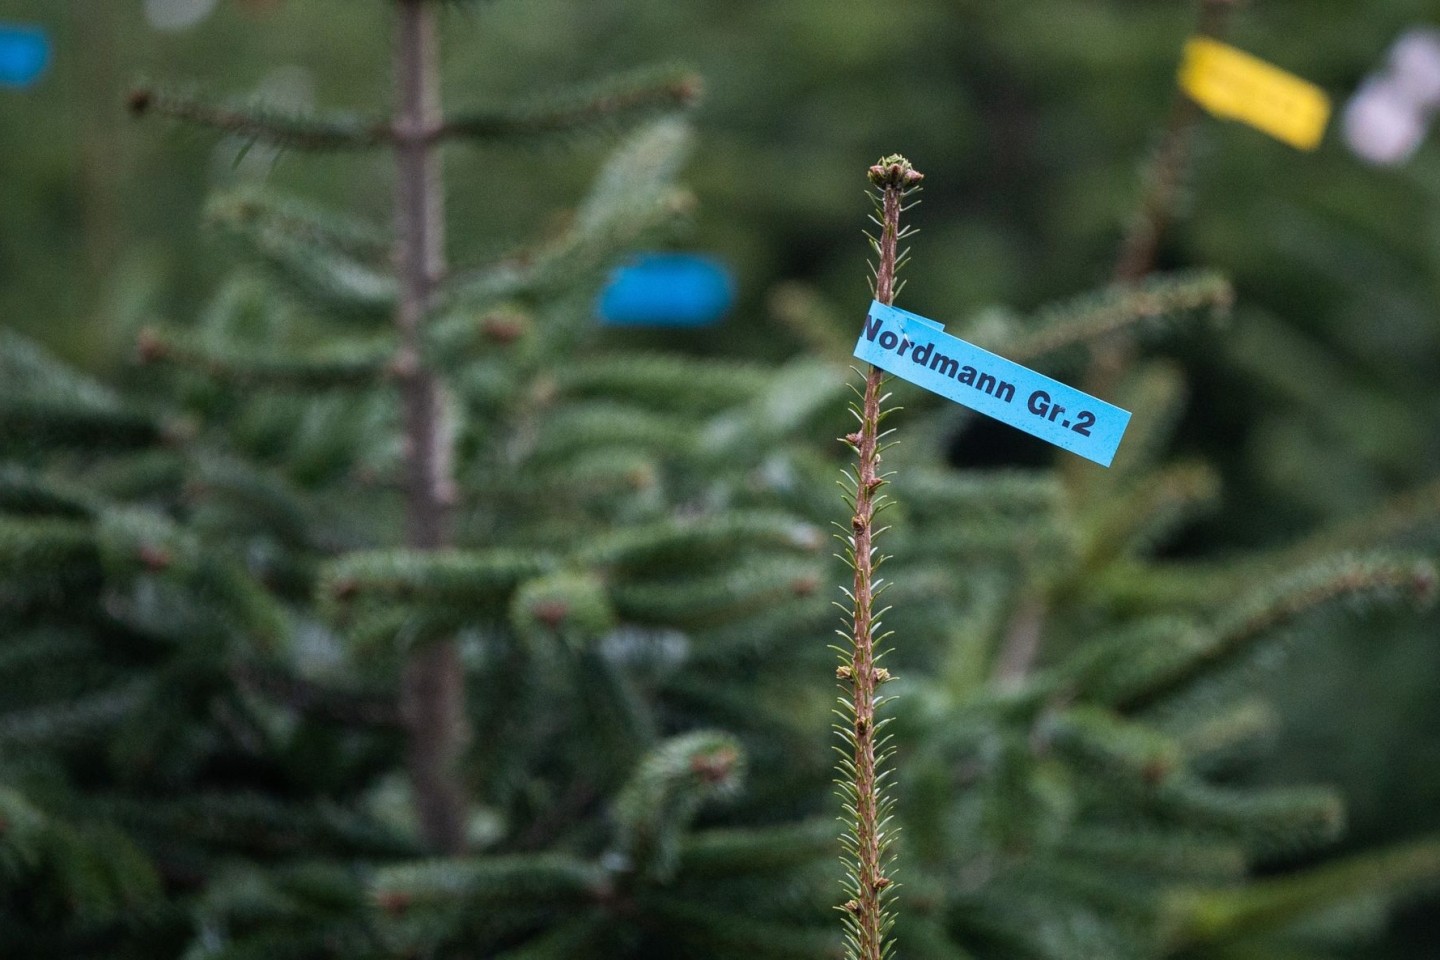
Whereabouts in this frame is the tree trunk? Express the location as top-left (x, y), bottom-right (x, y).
top-left (392, 0), bottom-right (468, 855)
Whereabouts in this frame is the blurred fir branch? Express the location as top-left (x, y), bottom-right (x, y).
top-left (438, 65), bottom-right (702, 146)
top-left (127, 87), bottom-right (390, 151)
top-left (127, 65), bottom-right (698, 152)
top-left (136, 326), bottom-right (394, 390)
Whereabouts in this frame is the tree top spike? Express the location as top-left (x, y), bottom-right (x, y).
top-left (867, 155), bottom-right (924, 189)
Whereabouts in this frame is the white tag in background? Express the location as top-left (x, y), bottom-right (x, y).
top-left (1344, 27), bottom-right (1440, 166)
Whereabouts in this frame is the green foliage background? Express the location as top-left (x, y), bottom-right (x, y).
top-left (5, 0), bottom-right (1440, 955)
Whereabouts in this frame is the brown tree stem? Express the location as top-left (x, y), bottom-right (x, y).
top-left (393, 0), bottom-right (468, 855)
top-left (1111, 94), bottom-right (1203, 287)
top-left (851, 378), bottom-right (887, 960)
top-left (1096, 0), bottom-right (1241, 388)
top-left (1115, 0), bottom-right (1240, 284)
top-left (845, 158), bottom-right (920, 960)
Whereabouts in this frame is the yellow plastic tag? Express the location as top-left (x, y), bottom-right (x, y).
top-left (1178, 37), bottom-right (1331, 150)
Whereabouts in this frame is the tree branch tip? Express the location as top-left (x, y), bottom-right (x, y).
top-left (673, 73), bottom-right (705, 105)
top-left (1411, 563), bottom-right (1438, 605)
top-left (160, 415), bottom-right (200, 447)
top-left (135, 327), bottom-right (167, 364)
top-left (126, 87), bottom-right (154, 116)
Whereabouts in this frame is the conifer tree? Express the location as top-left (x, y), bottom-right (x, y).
top-left (5, 2), bottom-right (1440, 959)
top-left (796, 5), bottom-right (1440, 951)
top-left (1, 2), bottom-right (843, 956)
top-left (800, 149), bottom-right (1440, 958)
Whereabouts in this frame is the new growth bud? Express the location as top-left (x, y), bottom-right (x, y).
top-left (135, 328), bottom-right (168, 364)
top-left (137, 544), bottom-right (173, 572)
top-left (867, 155), bottom-right (924, 190)
top-left (690, 745), bottom-right (740, 784)
top-left (671, 73), bottom-right (705, 106)
top-left (125, 88), bottom-right (154, 116)
top-left (478, 308), bottom-right (530, 345)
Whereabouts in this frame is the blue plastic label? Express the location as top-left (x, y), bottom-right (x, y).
top-left (0, 25), bottom-right (50, 89)
top-left (854, 301), bottom-right (1131, 466)
top-left (598, 253), bottom-right (734, 328)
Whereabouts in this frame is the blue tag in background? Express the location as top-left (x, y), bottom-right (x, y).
top-left (854, 301), bottom-right (1131, 467)
top-left (0, 25), bottom-right (50, 90)
top-left (598, 253), bottom-right (735, 328)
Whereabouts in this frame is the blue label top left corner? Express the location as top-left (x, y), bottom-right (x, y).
top-left (0, 25), bottom-right (52, 89)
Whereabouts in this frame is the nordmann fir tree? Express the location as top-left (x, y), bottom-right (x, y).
top-left (0, 2), bottom-right (851, 957)
top-left (809, 5), bottom-right (1440, 952)
top-left (782, 216), bottom-right (1440, 959)
top-left (767, 31), bottom-right (1440, 949)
